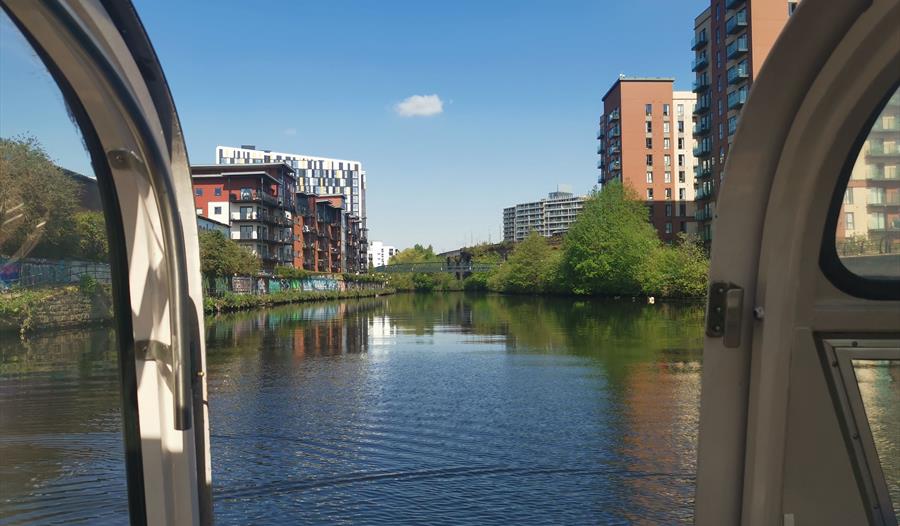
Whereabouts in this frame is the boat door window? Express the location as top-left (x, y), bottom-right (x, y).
top-left (823, 86), bottom-right (900, 299)
top-left (0, 11), bottom-right (136, 524)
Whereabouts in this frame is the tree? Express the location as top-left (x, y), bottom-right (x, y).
top-left (73, 211), bottom-right (109, 262)
top-left (0, 136), bottom-right (79, 258)
top-left (488, 231), bottom-right (561, 293)
top-left (390, 244), bottom-right (439, 264)
top-left (198, 230), bottom-right (260, 276)
top-left (561, 182), bottom-right (660, 295)
top-left (640, 233), bottom-right (709, 297)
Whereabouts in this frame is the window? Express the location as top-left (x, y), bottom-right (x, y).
top-left (663, 104), bottom-right (670, 116)
top-left (718, 99), bottom-right (724, 116)
top-left (678, 154), bottom-right (685, 166)
top-left (195, 188), bottom-right (203, 196)
top-left (679, 203), bottom-right (687, 216)
top-left (646, 138), bottom-right (653, 149)
top-left (215, 187), bottom-right (222, 196)
top-left (825, 85), bottom-right (900, 295)
top-left (664, 138), bottom-right (671, 150)
top-left (665, 222), bottom-right (673, 234)
top-left (646, 171), bottom-right (654, 183)
top-left (196, 208), bottom-right (203, 215)
top-left (665, 204), bottom-right (673, 217)
top-left (645, 103), bottom-right (652, 115)
top-left (664, 154), bottom-right (671, 167)
top-left (678, 137), bottom-right (684, 149)
top-left (679, 188), bottom-right (686, 200)
top-left (214, 206), bottom-right (222, 215)
top-left (665, 171), bottom-right (672, 183)
top-left (679, 170), bottom-right (686, 183)
top-left (646, 155), bottom-right (653, 166)
top-left (663, 122), bottom-right (670, 134)
top-left (678, 120), bottom-right (685, 133)
top-left (677, 104), bottom-right (684, 116)
top-left (647, 188), bottom-right (654, 200)
top-left (665, 188), bottom-right (672, 200)
top-left (646, 121), bottom-right (653, 133)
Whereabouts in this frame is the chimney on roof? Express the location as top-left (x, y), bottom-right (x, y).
top-left (240, 144), bottom-right (256, 150)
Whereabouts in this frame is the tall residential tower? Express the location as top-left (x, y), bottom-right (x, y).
top-left (597, 78), bottom-right (698, 241)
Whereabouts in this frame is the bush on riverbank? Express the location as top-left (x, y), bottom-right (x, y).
top-left (203, 287), bottom-right (395, 314)
top-left (396, 182), bottom-right (709, 298)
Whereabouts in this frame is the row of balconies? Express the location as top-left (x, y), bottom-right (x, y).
top-left (231, 231), bottom-right (293, 244)
top-left (725, 10), bottom-right (748, 35)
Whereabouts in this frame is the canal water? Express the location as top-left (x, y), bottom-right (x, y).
top-left (0, 293), bottom-right (894, 524)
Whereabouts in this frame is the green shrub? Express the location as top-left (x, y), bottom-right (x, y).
top-left (78, 274), bottom-right (99, 296)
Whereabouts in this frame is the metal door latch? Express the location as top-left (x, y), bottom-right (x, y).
top-left (706, 282), bottom-right (744, 348)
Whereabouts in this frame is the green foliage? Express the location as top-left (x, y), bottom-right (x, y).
top-left (78, 274), bottom-right (99, 296)
top-left (343, 272), bottom-right (386, 283)
top-left (463, 272), bottom-right (491, 291)
top-left (72, 211), bottom-right (109, 262)
top-left (561, 182), bottom-right (660, 295)
top-left (274, 266), bottom-right (309, 280)
top-left (198, 230), bottom-right (260, 277)
top-left (389, 244), bottom-right (440, 264)
top-left (204, 287), bottom-right (395, 314)
top-left (412, 272), bottom-right (437, 292)
top-left (488, 231), bottom-right (561, 294)
top-left (0, 136), bottom-right (79, 258)
top-left (640, 234), bottom-right (710, 297)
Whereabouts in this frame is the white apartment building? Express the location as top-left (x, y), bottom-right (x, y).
top-left (367, 241), bottom-right (397, 268)
top-left (503, 187), bottom-right (587, 242)
top-left (673, 91), bottom-right (698, 207)
top-left (216, 145), bottom-right (367, 224)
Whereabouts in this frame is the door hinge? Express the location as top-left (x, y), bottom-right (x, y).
top-left (706, 281), bottom-right (744, 348)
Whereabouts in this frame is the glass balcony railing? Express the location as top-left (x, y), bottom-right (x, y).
top-left (867, 145), bottom-right (900, 157)
top-left (608, 127), bottom-right (621, 137)
top-left (691, 32), bottom-right (709, 50)
top-left (693, 118), bottom-right (712, 136)
top-left (695, 207), bottom-right (713, 221)
top-left (693, 142), bottom-right (712, 157)
top-left (725, 0), bottom-right (745, 9)
top-left (692, 55), bottom-right (709, 72)
top-left (726, 36), bottom-right (749, 59)
top-left (693, 98), bottom-right (711, 115)
top-left (596, 127), bottom-right (604, 139)
top-left (727, 88), bottom-right (748, 110)
top-left (607, 109), bottom-right (620, 122)
top-left (692, 77), bottom-right (710, 93)
top-left (871, 120), bottom-right (900, 132)
top-left (726, 10), bottom-right (747, 35)
top-left (694, 166), bottom-right (712, 179)
top-left (727, 63), bottom-right (749, 84)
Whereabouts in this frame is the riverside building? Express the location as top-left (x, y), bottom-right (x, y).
top-left (691, 0), bottom-right (801, 244)
top-left (502, 187), bottom-right (587, 242)
top-left (367, 241), bottom-right (398, 268)
top-left (597, 77), bottom-right (698, 241)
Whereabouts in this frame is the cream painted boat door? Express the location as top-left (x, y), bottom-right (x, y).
top-left (0, 1), bottom-right (212, 525)
top-left (694, 0), bottom-right (900, 525)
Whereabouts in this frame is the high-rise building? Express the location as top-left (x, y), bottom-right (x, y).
top-left (367, 241), bottom-right (398, 268)
top-left (692, 0), bottom-right (801, 244)
top-left (597, 78), bottom-right (698, 241)
top-left (503, 188), bottom-right (587, 242)
top-left (216, 145), bottom-right (367, 226)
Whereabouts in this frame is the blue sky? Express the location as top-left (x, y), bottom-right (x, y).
top-left (2, 1), bottom-right (706, 252)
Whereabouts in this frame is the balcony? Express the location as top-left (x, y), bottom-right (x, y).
top-left (597, 143), bottom-right (603, 154)
top-left (691, 55), bottom-right (709, 72)
top-left (597, 127), bottom-right (604, 139)
top-left (692, 77), bottom-right (710, 93)
top-left (691, 32), bottom-right (708, 50)
top-left (230, 189), bottom-right (279, 206)
top-left (867, 195), bottom-right (900, 207)
top-left (727, 36), bottom-right (749, 59)
top-left (872, 121), bottom-right (900, 132)
top-left (696, 184), bottom-right (714, 201)
top-left (695, 207), bottom-right (713, 221)
top-left (728, 88), bottom-right (748, 110)
top-left (728, 116), bottom-right (739, 136)
top-left (693, 98), bottom-right (711, 115)
top-left (607, 109), bottom-right (620, 122)
top-left (726, 10), bottom-right (747, 35)
top-left (867, 145), bottom-right (900, 158)
top-left (727, 63), bottom-right (749, 85)
top-left (693, 118), bottom-right (712, 136)
top-left (694, 166), bottom-right (712, 179)
top-left (608, 144), bottom-right (621, 154)
top-left (608, 127), bottom-right (621, 137)
top-left (693, 141), bottom-right (712, 158)
top-left (725, 0), bottom-right (745, 9)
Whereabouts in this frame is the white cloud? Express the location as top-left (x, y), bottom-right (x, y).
top-left (283, 128), bottom-right (297, 136)
top-left (394, 94), bottom-right (444, 117)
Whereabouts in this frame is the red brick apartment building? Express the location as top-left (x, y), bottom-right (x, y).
top-left (691, 0), bottom-right (800, 244)
top-left (191, 163), bottom-right (297, 270)
top-left (598, 78), bottom-right (697, 242)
